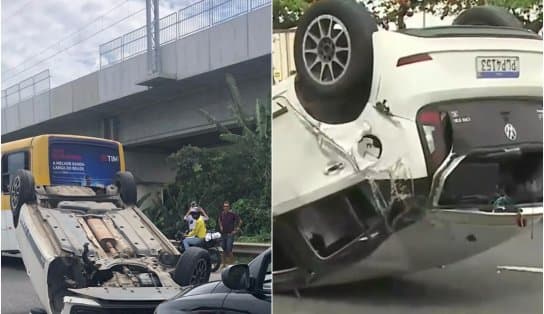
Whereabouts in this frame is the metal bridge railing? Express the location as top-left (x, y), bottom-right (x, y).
top-left (99, 0), bottom-right (271, 68)
top-left (1, 70), bottom-right (50, 108)
top-left (122, 26), bottom-right (146, 60)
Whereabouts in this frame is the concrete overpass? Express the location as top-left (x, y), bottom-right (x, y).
top-left (1, 2), bottom-right (271, 200)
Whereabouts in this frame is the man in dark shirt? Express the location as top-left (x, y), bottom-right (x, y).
top-left (218, 201), bottom-right (242, 268)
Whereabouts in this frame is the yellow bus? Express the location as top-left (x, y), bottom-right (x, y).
top-left (1, 134), bottom-right (125, 253)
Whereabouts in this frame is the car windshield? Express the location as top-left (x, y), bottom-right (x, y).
top-left (49, 137), bottom-right (121, 188)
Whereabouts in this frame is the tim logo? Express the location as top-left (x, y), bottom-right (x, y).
top-left (100, 154), bottom-right (119, 162)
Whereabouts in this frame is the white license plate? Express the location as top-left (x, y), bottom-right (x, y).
top-left (476, 56), bottom-right (519, 78)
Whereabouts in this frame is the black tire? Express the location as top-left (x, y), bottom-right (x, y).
top-left (177, 243), bottom-right (185, 254)
top-left (158, 251), bottom-right (179, 267)
top-left (51, 290), bottom-right (66, 314)
top-left (50, 286), bottom-right (74, 314)
top-left (9, 169), bottom-right (35, 228)
top-left (209, 248), bottom-right (221, 272)
top-left (294, 0), bottom-right (377, 123)
top-left (173, 247), bottom-right (211, 286)
top-left (114, 171), bottom-right (137, 205)
top-left (453, 6), bottom-right (523, 28)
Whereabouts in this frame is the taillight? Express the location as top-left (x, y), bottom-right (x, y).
top-left (417, 110), bottom-right (450, 175)
top-left (397, 53), bottom-right (433, 67)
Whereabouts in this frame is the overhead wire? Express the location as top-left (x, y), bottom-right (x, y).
top-left (2, 0), bottom-right (146, 85)
top-left (3, 0), bottom-right (34, 18)
top-left (2, 0), bottom-right (129, 76)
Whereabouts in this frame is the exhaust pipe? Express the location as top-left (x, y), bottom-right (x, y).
top-left (86, 218), bottom-right (119, 256)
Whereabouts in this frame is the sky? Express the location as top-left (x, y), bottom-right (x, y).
top-left (0, 1), bottom-right (463, 95)
top-left (1, 0), bottom-right (198, 89)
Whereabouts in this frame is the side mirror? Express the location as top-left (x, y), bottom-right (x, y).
top-left (221, 264), bottom-right (250, 290)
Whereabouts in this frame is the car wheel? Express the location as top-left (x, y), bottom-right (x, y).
top-left (294, 0), bottom-right (377, 123)
top-left (9, 169), bottom-right (36, 228)
top-left (173, 247), bottom-right (211, 286)
top-left (159, 251), bottom-right (179, 267)
top-left (208, 248), bottom-right (221, 272)
top-left (453, 6), bottom-right (523, 28)
top-left (114, 171), bottom-right (137, 205)
top-left (50, 287), bottom-right (73, 314)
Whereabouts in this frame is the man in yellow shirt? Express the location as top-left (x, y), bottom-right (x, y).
top-left (182, 208), bottom-right (207, 251)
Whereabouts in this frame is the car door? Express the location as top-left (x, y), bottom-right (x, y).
top-left (221, 251), bottom-right (271, 314)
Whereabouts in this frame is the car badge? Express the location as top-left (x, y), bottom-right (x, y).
top-left (504, 123), bottom-right (517, 141)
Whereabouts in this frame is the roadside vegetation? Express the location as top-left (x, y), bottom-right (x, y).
top-left (141, 75), bottom-right (271, 243)
top-left (273, 0), bottom-right (542, 31)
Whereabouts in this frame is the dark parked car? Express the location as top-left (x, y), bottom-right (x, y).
top-left (155, 249), bottom-right (271, 314)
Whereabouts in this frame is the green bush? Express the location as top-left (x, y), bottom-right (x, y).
top-left (142, 74), bottom-right (270, 240)
top-left (232, 198), bottom-right (270, 239)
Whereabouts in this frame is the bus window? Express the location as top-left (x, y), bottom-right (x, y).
top-left (1, 151), bottom-right (30, 193)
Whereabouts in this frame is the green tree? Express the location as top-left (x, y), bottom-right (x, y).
top-left (486, 0), bottom-right (542, 31)
top-left (273, 0), bottom-right (542, 31)
top-left (273, 0), bottom-right (313, 29)
top-left (142, 75), bottom-right (271, 241)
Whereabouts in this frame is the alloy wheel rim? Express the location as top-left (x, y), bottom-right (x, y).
top-left (10, 177), bottom-right (21, 209)
top-left (302, 14), bottom-right (351, 85)
top-left (190, 259), bottom-right (208, 284)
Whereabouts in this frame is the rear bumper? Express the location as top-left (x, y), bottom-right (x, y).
top-left (61, 295), bottom-right (162, 314)
top-left (60, 286), bottom-right (185, 314)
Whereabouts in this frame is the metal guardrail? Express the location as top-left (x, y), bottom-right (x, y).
top-left (232, 242), bottom-right (269, 256)
top-left (99, 0), bottom-right (271, 68)
top-left (169, 240), bottom-right (269, 256)
top-left (1, 70), bottom-right (50, 108)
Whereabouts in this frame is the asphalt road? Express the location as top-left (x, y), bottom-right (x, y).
top-left (2, 225), bottom-right (541, 314)
top-left (1, 258), bottom-right (222, 314)
top-left (2, 256), bottom-right (41, 314)
top-left (274, 223), bottom-right (543, 314)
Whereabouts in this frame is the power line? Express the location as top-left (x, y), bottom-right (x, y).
top-left (4, 0), bottom-right (34, 17)
top-left (2, 6), bottom-right (146, 85)
top-left (2, 0), bottom-right (141, 78)
top-left (2, 0), bottom-right (128, 76)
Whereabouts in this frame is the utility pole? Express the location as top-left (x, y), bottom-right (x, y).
top-left (146, 0), bottom-right (161, 76)
top-left (138, 0), bottom-right (175, 86)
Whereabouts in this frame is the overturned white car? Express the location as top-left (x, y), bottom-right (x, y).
top-left (10, 165), bottom-right (210, 313)
top-left (272, 0), bottom-right (543, 291)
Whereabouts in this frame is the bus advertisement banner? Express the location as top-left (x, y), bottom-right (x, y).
top-left (49, 138), bottom-right (120, 187)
